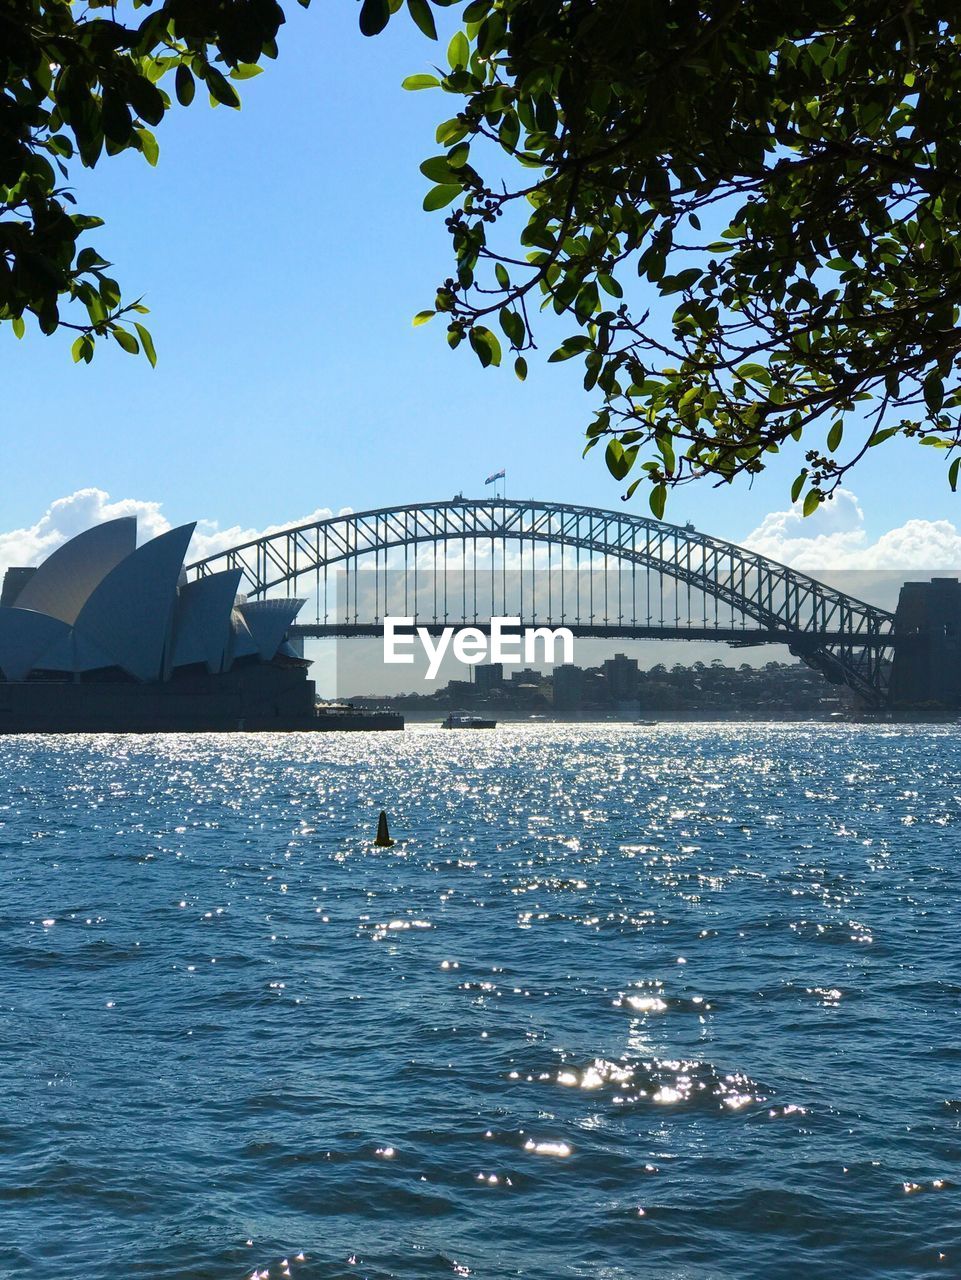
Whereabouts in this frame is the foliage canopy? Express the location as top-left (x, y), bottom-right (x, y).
top-left (0, 0), bottom-right (303, 364)
top-left (392, 0), bottom-right (961, 513)
top-left (5, 0), bottom-right (961, 511)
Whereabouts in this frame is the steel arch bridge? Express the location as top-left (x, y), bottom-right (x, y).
top-left (186, 497), bottom-right (896, 705)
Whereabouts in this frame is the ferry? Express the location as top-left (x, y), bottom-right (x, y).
top-left (441, 712), bottom-right (497, 729)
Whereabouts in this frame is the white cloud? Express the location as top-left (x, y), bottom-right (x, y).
top-left (742, 488), bottom-right (961, 571)
top-left (0, 488), bottom-right (342, 588)
top-left (4, 485), bottom-right (959, 609)
top-left (0, 488), bottom-right (170, 581)
top-left (188, 507), bottom-right (339, 564)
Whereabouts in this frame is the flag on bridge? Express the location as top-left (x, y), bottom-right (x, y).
top-left (485, 469), bottom-right (506, 485)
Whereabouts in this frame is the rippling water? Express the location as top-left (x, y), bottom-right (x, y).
top-left (3, 725), bottom-right (960, 1279)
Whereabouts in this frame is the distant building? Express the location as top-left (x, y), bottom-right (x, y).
top-left (601, 652), bottom-right (639, 699)
top-left (475, 662), bottom-right (503, 694)
top-left (0, 567), bottom-right (36, 608)
top-left (510, 667), bottom-right (543, 686)
top-left (553, 663), bottom-right (584, 714)
top-left (890, 577), bottom-right (961, 706)
top-left (445, 679), bottom-right (473, 700)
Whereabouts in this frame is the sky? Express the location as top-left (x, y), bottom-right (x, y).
top-left (2, 4), bottom-right (960, 630)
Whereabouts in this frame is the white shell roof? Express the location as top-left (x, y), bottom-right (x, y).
top-left (0, 607), bottom-right (71, 681)
top-left (171, 569), bottom-right (243, 673)
top-left (0, 517), bottom-right (306, 685)
top-left (13, 517), bottom-right (137, 624)
top-left (74, 523), bottom-right (196, 682)
top-left (34, 629), bottom-right (128, 675)
top-left (237, 598), bottom-right (305, 661)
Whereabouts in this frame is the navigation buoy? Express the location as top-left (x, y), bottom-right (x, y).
top-left (374, 810), bottom-right (395, 847)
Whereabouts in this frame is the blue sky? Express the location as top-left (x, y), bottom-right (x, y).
top-left (1, 3), bottom-right (957, 550)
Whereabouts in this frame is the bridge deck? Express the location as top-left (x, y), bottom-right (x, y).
top-left (291, 623), bottom-right (896, 648)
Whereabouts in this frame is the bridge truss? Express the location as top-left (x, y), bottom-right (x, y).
top-left (187, 498), bottom-right (897, 705)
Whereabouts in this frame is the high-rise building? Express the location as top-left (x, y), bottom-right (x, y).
top-left (602, 652), bottom-right (639, 699)
top-left (475, 662), bottom-right (503, 694)
top-left (553, 663), bottom-right (584, 714)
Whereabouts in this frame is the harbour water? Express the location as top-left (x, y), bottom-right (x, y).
top-left (3, 725), bottom-right (959, 1279)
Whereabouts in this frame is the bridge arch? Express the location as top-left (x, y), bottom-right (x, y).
top-left (187, 498), bottom-right (895, 704)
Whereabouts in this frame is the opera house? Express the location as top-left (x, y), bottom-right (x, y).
top-left (0, 516), bottom-right (399, 732)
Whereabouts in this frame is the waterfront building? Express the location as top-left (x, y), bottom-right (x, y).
top-left (0, 517), bottom-right (303, 685)
top-left (552, 663), bottom-right (585, 714)
top-left (0, 517), bottom-right (401, 732)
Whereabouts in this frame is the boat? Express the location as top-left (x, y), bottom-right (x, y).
top-left (634, 718), bottom-right (658, 726)
top-left (441, 712), bottom-right (497, 729)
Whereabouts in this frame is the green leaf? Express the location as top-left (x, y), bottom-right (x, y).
top-left (205, 67), bottom-right (241, 108)
top-left (423, 184), bottom-right (461, 211)
top-left (127, 75), bottom-right (165, 126)
top-left (949, 457), bottom-right (960, 492)
top-left (359, 0), bottom-right (391, 35)
top-left (605, 439), bottom-right (633, 480)
top-left (420, 155), bottom-right (458, 183)
top-left (657, 432), bottom-right (676, 475)
top-left (924, 373), bottom-right (944, 414)
top-left (230, 64), bottom-right (264, 80)
top-left (548, 336), bottom-right (592, 362)
top-left (514, 355), bottom-right (527, 381)
top-left (499, 308), bottom-right (525, 346)
top-left (436, 117), bottom-right (469, 146)
top-left (98, 276), bottom-right (121, 310)
top-left (736, 363), bottom-right (771, 384)
top-left (101, 91), bottom-right (133, 145)
top-left (649, 485), bottom-right (667, 520)
top-left (407, 0), bottom-right (437, 39)
top-left (827, 421), bottom-right (843, 453)
top-left (72, 334), bottom-right (94, 363)
top-left (76, 247), bottom-right (109, 272)
top-left (175, 65), bottom-right (195, 106)
top-left (413, 310), bottom-right (435, 326)
top-left (802, 489), bottom-right (821, 517)
top-left (402, 74), bottom-right (441, 90)
top-left (469, 326), bottom-right (501, 368)
top-left (112, 327), bottom-right (140, 355)
top-left (790, 470), bottom-right (807, 503)
top-left (448, 31), bottom-right (470, 68)
top-left (137, 128), bottom-right (159, 166)
top-left (134, 322), bottom-right (156, 367)
top-left (11, 316), bottom-right (24, 340)
top-left (868, 426), bottom-right (899, 447)
top-left (499, 113), bottom-right (520, 151)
